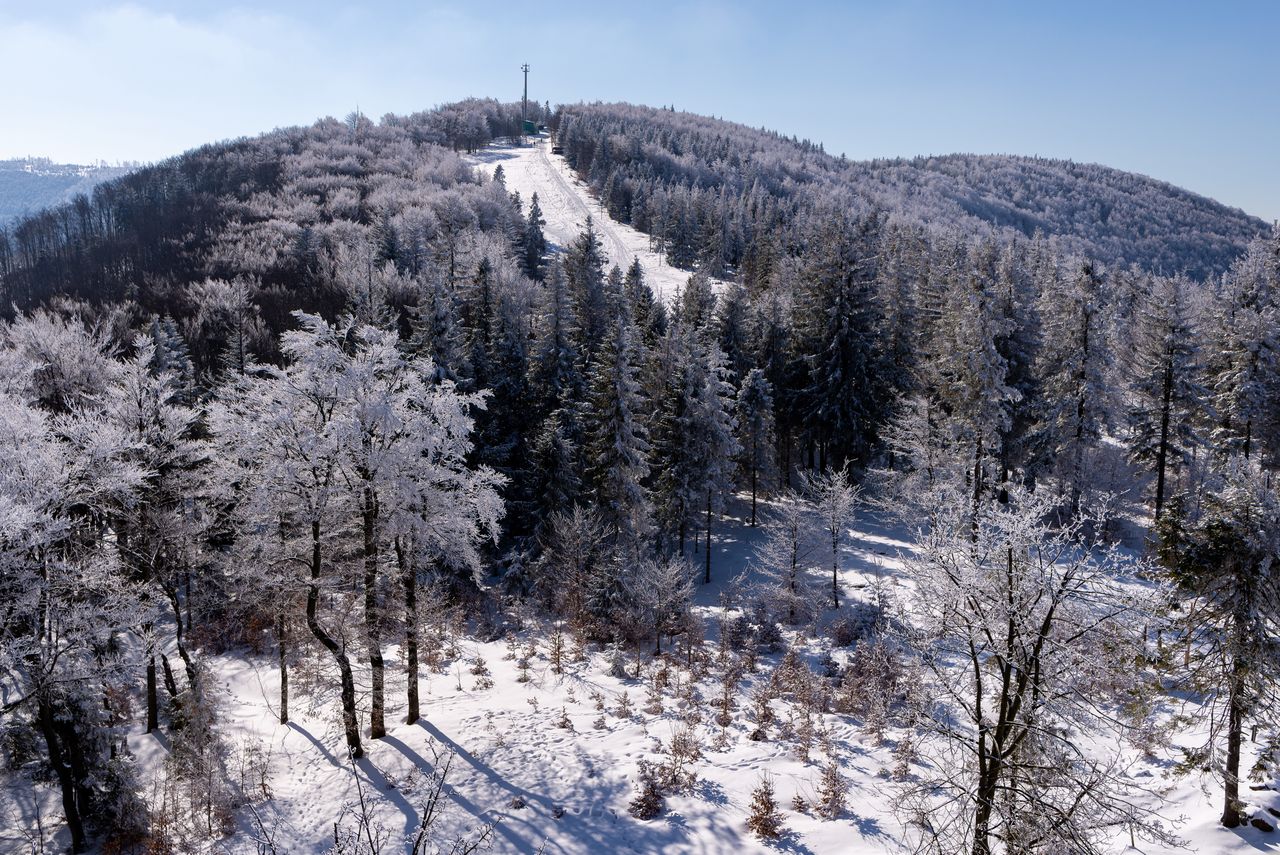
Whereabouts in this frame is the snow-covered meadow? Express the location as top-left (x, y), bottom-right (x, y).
top-left (54, 498), bottom-right (1270, 855)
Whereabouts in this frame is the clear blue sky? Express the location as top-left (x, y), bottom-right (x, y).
top-left (2, 0), bottom-right (1276, 221)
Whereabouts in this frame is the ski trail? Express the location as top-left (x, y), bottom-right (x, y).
top-left (466, 137), bottom-right (726, 303)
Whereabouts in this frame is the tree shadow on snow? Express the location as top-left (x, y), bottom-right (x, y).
top-left (466, 149), bottom-right (519, 164)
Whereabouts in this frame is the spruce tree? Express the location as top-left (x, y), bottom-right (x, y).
top-left (585, 299), bottom-right (651, 554)
top-left (746, 773), bottom-right (785, 840)
top-left (735, 368), bottom-right (777, 527)
top-left (524, 192), bottom-right (547, 280)
top-left (1034, 260), bottom-right (1109, 516)
top-left (1157, 458), bottom-right (1280, 828)
top-left (1124, 274), bottom-right (1204, 521)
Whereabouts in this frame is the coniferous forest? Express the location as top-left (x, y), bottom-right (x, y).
top-left (0, 97), bottom-right (1278, 854)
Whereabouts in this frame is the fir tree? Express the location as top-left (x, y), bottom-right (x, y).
top-left (1035, 260), bottom-right (1109, 516)
top-left (524, 192), bottom-right (547, 279)
top-left (1157, 458), bottom-right (1280, 828)
top-left (1124, 274), bottom-right (1204, 521)
top-left (735, 368), bottom-right (778, 527)
top-left (584, 298), bottom-right (651, 553)
top-left (746, 773), bottom-right (786, 840)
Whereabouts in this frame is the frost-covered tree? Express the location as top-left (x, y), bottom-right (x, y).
top-left (1034, 261), bottom-right (1110, 516)
top-left (0, 386), bottom-right (147, 851)
top-left (801, 468), bottom-right (859, 609)
top-left (650, 322), bottom-right (739, 577)
top-left (523, 192), bottom-right (546, 279)
top-left (793, 212), bottom-right (882, 469)
top-left (629, 556), bottom-right (696, 653)
top-left (565, 218), bottom-right (610, 356)
top-left (218, 313), bottom-right (503, 742)
top-left (899, 486), bottom-right (1175, 855)
top-left (1202, 237), bottom-right (1280, 464)
top-left (107, 335), bottom-right (208, 729)
top-left (212, 315), bottom-right (364, 757)
top-left (1122, 275), bottom-right (1205, 521)
top-left (747, 491), bottom-right (821, 624)
top-left (735, 368), bottom-right (777, 527)
top-left (1157, 457), bottom-right (1280, 828)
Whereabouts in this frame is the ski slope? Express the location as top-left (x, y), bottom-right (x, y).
top-left (467, 137), bottom-right (726, 303)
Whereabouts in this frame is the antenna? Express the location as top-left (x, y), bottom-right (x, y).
top-left (521, 63), bottom-right (530, 121)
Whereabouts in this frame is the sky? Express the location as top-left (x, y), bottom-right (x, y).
top-left (1, 0), bottom-right (1276, 221)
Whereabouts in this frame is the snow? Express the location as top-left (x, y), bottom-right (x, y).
top-left (5, 499), bottom-right (1276, 853)
top-left (466, 137), bottom-right (729, 303)
top-left (44, 499), bottom-right (1253, 854)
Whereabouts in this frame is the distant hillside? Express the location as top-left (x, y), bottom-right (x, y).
top-left (848, 152), bottom-right (1267, 279)
top-left (555, 103), bottom-right (1269, 280)
top-left (0, 158), bottom-right (133, 224)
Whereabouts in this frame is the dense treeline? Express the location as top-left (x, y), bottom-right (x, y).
top-left (553, 102), bottom-right (1269, 281)
top-left (0, 99), bottom-right (1277, 852)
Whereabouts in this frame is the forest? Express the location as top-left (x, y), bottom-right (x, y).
top-left (0, 97), bottom-right (1277, 854)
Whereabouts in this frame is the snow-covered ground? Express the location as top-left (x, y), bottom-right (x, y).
top-left (466, 137), bottom-right (728, 303)
top-left (4, 497), bottom-right (1276, 853)
top-left (220, 502), bottom-right (1275, 855)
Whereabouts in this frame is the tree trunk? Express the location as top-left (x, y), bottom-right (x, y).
top-left (1222, 663), bottom-right (1245, 827)
top-left (1222, 598), bottom-right (1250, 828)
top-left (163, 581), bottom-right (198, 693)
top-left (277, 612), bottom-right (288, 725)
top-left (161, 654), bottom-right (178, 700)
top-left (145, 639), bottom-right (158, 733)
top-left (397, 539), bottom-right (420, 726)
top-left (749, 438), bottom-right (758, 527)
top-left (703, 490), bottom-right (712, 584)
top-left (306, 520), bottom-right (363, 759)
top-left (362, 483), bottom-right (385, 739)
top-left (971, 437), bottom-right (985, 545)
top-left (37, 697), bottom-right (86, 852)
top-left (1153, 359), bottom-right (1173, 521)
top-left (971, 715), bottom-right (1004, 855)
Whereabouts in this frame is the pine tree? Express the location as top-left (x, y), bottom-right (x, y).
top-left (624, 256), bottom-right (665, 344)
top-left (1157, 458), bottom-right (1280, 828)
top-left (1123, 274), bottom-right (1204, 521)
top-left (814, 757), bottom-right (847, 820)
top-left (565, 218), bottom-right (610, 357)
top-left (1203, 237), bottom-right (1280, 464)
top-left (676, 271), bottom-right (716, 330)
top-left (746, 773), bottom-right (785, 840)
top-left (1035, 260), bottom-right (1109, 516)
top-left (524, 192), bottom-right (547, 279)
top-left (585, 300), bottom-right (651, 554)
top-left (716, 280), bottom-right (752, 385)
top-left (735, 368), bottom-right (777, 527)
top-left (931, 244), bottom-right (1020, 528)
top-left (405, 274), bottom-right (467, 384)
top-left (794, 213), bottom-right (883, 469)
top-left (649, 322), bottom-right (738, 577)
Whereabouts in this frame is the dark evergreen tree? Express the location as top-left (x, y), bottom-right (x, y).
top-left (735, 368), bottom-right (777, 527)
top-left (1157, 459), bottom-right (1280, 828)
top-left (1124, 275), bottom-right (1205, 521)
top-left (524, 192), bottom-right (547, 280)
